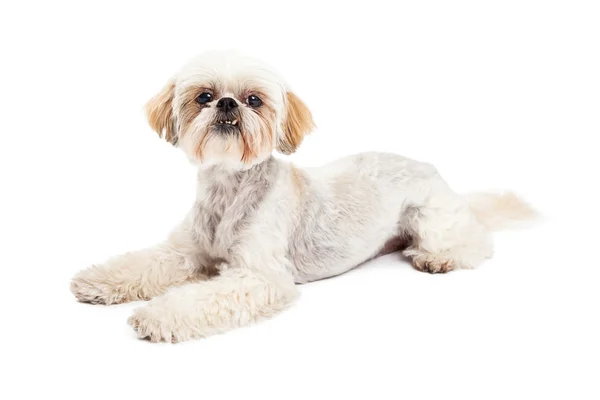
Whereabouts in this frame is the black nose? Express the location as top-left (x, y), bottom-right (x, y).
top-left (216, 97), bottom-right (238, 113)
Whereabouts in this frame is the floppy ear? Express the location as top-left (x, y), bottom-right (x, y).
top-left (277, 92), bottom-right (315, 154)
top-left (145, 81), bottom-right (176, 144)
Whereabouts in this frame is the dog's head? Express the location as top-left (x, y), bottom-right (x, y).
top-left (145, 51), bottom-right (314, 169)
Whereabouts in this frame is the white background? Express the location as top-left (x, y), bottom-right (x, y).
top-left (1, 1), bottom-right (599, 399)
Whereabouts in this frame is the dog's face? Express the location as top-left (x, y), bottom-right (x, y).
top-left (145, 52), bottom-right (314, 169)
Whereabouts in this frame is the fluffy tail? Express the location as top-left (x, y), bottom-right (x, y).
top-left (466, 192), bottom-right (537, 231)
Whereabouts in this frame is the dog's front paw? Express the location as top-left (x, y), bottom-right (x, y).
top-left (128, 302), bottom-right (201, 343)
top-left (71, 265), bottom-right (132, 305)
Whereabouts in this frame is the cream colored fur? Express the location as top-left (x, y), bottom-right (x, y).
top-left (467, 192), bottom-right (537, 231)
top-left (71, 51), bottom-right (536, 342)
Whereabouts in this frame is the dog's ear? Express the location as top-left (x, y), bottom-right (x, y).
top-left (277, 92), bottom-right (315, 154)
top-left (145, 81), bottom-right (177, 144)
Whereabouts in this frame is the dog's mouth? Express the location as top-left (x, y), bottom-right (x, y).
top-left (214, 119), bottom-right (238, 126)
top-left (210, 118), bottom-right (241, 135)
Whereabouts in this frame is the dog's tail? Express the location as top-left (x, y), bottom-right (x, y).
top-left (466, 192), bottom-right (537, 231)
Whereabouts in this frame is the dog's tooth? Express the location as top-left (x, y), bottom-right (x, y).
top-left (232, 119), bottom-right (238, 126)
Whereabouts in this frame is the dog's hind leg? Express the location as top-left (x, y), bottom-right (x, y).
top-left (402, 179), bottom-right (494, 274)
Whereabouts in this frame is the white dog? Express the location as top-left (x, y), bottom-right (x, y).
top-left (71, 51), bottom-right (535, 342)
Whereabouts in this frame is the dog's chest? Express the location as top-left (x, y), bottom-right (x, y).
top-left (192, 167), bottom-right (273, 263)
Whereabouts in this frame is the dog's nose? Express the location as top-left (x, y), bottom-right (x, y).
top-left (216, 97), bottom-right (238, 113)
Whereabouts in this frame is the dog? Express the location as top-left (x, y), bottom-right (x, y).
top-left (71, 51), bottom-right (536, 343)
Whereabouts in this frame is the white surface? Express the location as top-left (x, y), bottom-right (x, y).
top-left (1, 1), bottom-right (598, 399)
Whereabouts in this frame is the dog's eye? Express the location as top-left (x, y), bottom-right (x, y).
top-left (196, 92), bottom-right (213, 104)
top-left (246, 95), bottom-right (262, 107)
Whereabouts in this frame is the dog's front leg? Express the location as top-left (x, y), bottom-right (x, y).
top-left (71, 221), bottom-right (205, 305)
top-left (128, 266), bottom-right (298, 342)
